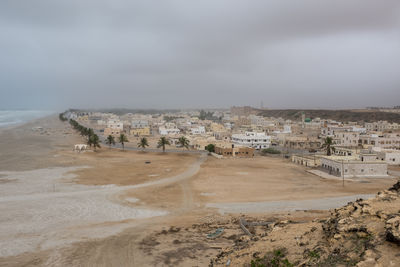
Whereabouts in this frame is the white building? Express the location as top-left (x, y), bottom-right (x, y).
top-left (159, 127), bottom-right (180, 135)
top-left (231, 132), bottom-right (271, 149)
top-left (374, 148), bottom-right (400, 165)
top-left (190, 126), bottom-right (206, 135)
top-left (321, 125), bottom-right (352, 137)
top-left (359, 133), bottom-right (400, 150)
top-left (107, 120), bottom-right (123, 130)
top-left (320, 154), bottom-right (388, 178)
top-left (283, 125), bottom-right (292, 133)
top-left (333, 131), bottom-right (360, 147)
top-left (131, 120), bottom-right (149, 128)
top-left (365, 121), bottom-right (400, 132)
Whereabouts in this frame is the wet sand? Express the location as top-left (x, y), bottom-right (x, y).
top-left (0, 116), bottom-right (397, 266)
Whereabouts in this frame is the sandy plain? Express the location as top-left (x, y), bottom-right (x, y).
top-left (0, 115), bottom-right (397, 266)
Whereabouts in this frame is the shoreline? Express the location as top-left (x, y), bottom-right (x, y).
top-left (0, 112), bottom-right (57, 133)
top-left (0, 115), bottom-right (398, 266)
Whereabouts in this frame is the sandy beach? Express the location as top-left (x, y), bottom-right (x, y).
top-left (0, 116), bottom-right (397, 266)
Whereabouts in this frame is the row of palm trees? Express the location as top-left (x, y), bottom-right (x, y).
top-left (69, 119), bottom-right (101, 150)
top-left (105, 133), bottom-right (129, 150)
top-left (104, 135), bottom-right (190, 152)
top-left (65, 116), bottom-right (192, 153)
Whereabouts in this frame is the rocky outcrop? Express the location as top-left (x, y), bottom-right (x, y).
top-left (386, 215), bottom-right (400, 246)
top-left (211, 182), bottom-right (400, 266)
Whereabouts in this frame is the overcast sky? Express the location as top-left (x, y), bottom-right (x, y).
top-left (1, 1), bottom-right (400, 110)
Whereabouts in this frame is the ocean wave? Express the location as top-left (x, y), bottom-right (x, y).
top-left (0, 110), bottom-right (54, 128)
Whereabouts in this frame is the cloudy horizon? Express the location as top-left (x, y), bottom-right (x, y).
top-left (1, 0), bottom-right (400, 110)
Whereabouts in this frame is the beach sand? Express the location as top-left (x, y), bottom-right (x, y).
top-left (0, 116), bottom-right (397, 266)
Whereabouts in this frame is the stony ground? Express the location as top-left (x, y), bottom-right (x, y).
top-left (210, 182), bottom-right (400, 267)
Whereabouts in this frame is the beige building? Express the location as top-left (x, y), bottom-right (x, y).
top-left (365, 121), bottom-right (400, 132)
top-left (333, 131), bottom-right (359, 147)
top-left (375, 149), bottom-right (400, 165)
top-left (210, 123), bottom-right (226, 132)
top-left (333, 147), bottom-right (358, 156)
top-left (320, 154), bottom-right (388, 178)
top-left (291, 154), bottom-right (321, 167)
top-left (284, 136), bottom-right (321, 150)
top-left (359, 133), bottom-right (400, 150)
top-left (104, 127), bottom-right (122, 137)
top-left (215, 144), bottom-right (254, 158)
top-left (130, 127), bottom-right (150, 136)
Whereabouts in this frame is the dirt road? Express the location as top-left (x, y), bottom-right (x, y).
top-left (0, 153), bottom-right (206, 258)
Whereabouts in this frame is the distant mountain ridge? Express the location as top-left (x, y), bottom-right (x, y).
top-left (257, 109), bottom-right (400, 123)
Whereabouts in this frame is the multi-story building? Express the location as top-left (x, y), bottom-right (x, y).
top-left (159, 127), bottom-right (180, 136)
top-left (359, 133), bottom-right (400, 150)
top-left (365, 121), bottom-right (400, 132)
top-left (104, 127), bottom-right (122, 137)
top-left (284, 136), bottom-right (321, 150)
top-left (107, 120), bottom-right (123, 130)
top-left (190, 126), bottom-right (206, 135)
top-left (321, 125), bottom-right (352, 136)
top-left (333, 131), bottom-right (360, 147)
top-left (131, 120), bottom-right (149, 129)
top-left (231, 132), bottom-right (271, 149)
top-left (130, 127), bottom-right (150, 136)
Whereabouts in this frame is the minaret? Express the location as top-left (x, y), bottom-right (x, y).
top-left (301, 112), bottom-right (305, 128)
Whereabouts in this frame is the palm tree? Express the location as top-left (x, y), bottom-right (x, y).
top-left (105, 135), bottom-right (115, 149)
top-left (178, 136), bottom-right (190, 150)
top-left (89, 134), bottom-right (101, 151)
top-left (137, 137), bottom-right (149, 151)
top-left (322, 137), bottom-right (335, 156)
top-left (157, 137), bottom-right (170, 152)
top-left (87, 128), bottom-right (94, 138)
top-left (118, 133), bottom-right (129, 150)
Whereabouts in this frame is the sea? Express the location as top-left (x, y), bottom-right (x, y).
top-left (0, 110), bottom-right (54, 128)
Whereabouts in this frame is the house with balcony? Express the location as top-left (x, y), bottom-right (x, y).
top-left (231, 132), bottom-right (271, 149)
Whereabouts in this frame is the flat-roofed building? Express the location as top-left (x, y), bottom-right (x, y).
top-left (284, 136), bottom-right (321, 150)
top-left (190, 126), bottom-right (206, 135)
top-left (104, 127), bottom-right (122, 137)
top-left (159, 127), bottom-right (180, 135)
top-left (131, 120), bottom-right (149, 128)
top-left (232, 132), bottom-right (271, 149)
top-left (333, 131), bottom-right (360, 147)
top-left (375, 149), bottom-right (400, 165)
top-left (292, 154), bottom-right (321, 167)
top-left (359, 133), bottom-right (400, 150)
top-left (215, 144), bottom-right (254, 158)
top-left (107, 120), bottom-right (123, 130)
top-left (320, 154), bottom-right (388, 178)
top-left (333, 147), bottom-right (358, 156)
top-left (130, 127), bottom-right (150, 136)
top-left (365, 121), bottom-right (400, 132)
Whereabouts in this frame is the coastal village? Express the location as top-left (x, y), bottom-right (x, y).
top-left (1, 109), bottom-right (400, 266)
top-left (65, 106), bottom-right (400, 179)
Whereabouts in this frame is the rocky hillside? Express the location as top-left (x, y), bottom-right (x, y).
top-left (257, 109), bottom-right (400, 123)
top-left (211, 182), bottom-right (400, 266)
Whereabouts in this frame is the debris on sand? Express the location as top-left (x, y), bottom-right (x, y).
top-left (386, 215), bottom-right (400, 246)
top-left (389, 181), bottom-right (400, 192)
top-left (210, 182), bottom-right (400, 266)
top-left (207, 228), bottom-right (224, 239)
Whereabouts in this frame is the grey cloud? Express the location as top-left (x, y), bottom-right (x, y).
top-left (0, 0), bottom-right (400, 110)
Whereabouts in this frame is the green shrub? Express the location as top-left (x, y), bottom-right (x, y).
top-left (249, 248), bottom-right (294, 267)
top-left (205, 144), bottom-right (215, 153)
top-left (261, 148), bottom-right (281, 155)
